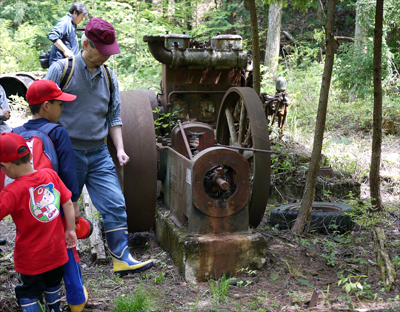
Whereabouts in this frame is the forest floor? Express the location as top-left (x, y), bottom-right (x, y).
top-left (0, 108), bottom-right (399, 311)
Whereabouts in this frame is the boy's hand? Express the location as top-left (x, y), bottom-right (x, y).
top-left (65, 230), bottom-right (77, 249)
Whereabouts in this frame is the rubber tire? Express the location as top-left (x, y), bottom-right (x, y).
top-left (269, 202), bottom-right (354, 234)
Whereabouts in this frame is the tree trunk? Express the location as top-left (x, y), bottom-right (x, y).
top-left (349, 0), bottom-right (368, 101)
top-left (354, 1), bottom-right (367, 53)
top-left (317, 0), bottom-right (323, 21)
top-left (249, 0), bottom-right (260, 95)
top-left (291, 0), bottom-right (336, 235)
top-left (316, 0), bottom-right (324, 63)
top-left (369, 0), bottom-right (384, 211)
top-left (265, 2), bottom-right (282, 74)
top-left (373, 227), bottom-right (396, 290)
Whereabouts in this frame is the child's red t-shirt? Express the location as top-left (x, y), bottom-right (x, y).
top-left (0, 168), bottom-right (72, 275)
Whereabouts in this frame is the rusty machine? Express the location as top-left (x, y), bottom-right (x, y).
top-left (109, 31), bottom-right (273, 282)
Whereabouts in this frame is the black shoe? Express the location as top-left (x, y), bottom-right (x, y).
top-left (0, 238), bottom-right (6, 246)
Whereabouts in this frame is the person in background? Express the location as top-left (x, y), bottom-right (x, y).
top-left (0, 132), bottom-right (77, 312)
top-left (46, 17), bottom-right (154, 276)
top-left (48, 2), bottom-right (88, 66)
top-left (0, 84), bottom-right (11, 247)
top-left (0, 84), bottom-right (11, 134)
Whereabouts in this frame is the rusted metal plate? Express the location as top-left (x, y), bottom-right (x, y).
top-left (215, 87), bottom-right (271, 228)
top-left (192, 147), bottom-right (249, 218)
top-left (158, 146), bottom-right (191, 227)
top-left (108, 90), bottom-right (157, 233)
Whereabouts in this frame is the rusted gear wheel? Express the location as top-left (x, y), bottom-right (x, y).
top-left (216, 87), bottom-right (271, 228)
top-left (108, 90), bottom-right (157, 233)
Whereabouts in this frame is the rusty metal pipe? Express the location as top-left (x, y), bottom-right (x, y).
top-left (178, 120), bottom-right (193, 160)
top-left (214, 177), bottom-right (230, 191)
top-left (143, 36), bottom-right (173, 65)
top-left (215, 143), bottom-right (279, 154)
top-left (167, 91), bottom-right (226, 107)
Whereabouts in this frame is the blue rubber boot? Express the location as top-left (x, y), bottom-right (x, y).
top-left (44, 285), bottom-right (62, 312)
top-left (20, 298), bottom-right (44, 312)
top-left (105, 228), bottom-right (154, 276)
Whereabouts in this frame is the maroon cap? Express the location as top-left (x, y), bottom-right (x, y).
top-left (0, 133), bottom-right (30, 163)
top-left (26, 80), bottom-right (77, 105)
top-left (85, 18), bottom-right (120, 56)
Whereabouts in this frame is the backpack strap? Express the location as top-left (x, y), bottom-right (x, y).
top-left (59, 57), bottom-right (112, 106)
top-left (60, 56), bottom-right (75, 90)
top-left (103, 65), bottom-right (113, 109)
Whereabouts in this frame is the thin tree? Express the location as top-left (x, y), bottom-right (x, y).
top-left (291, 0), bottom-right (336, 235)
top-left (249, 0), bottom-right (261, 94)
top-left (369, 0), bottom-right (384, 211)
top-left (265, 2), bottom-right (283, 74)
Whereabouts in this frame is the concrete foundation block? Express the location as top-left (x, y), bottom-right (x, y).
top-left (155, 207), bottom-right (268, 283)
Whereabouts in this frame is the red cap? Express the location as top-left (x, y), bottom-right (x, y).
top-left (85, 18), bottom-right (120, 56)
top-left (26, 80), bottom-right (77, 105)
top-left (0, 133), bottom-right (30, 163)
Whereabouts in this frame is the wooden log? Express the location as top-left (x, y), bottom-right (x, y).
top-left (373, 227), bottom-right (396, 291)
top-left (82, 186), bottom-right (107, 263)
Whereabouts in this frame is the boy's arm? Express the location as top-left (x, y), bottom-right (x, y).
top-left (62, 199), bottom-right (77, 248)
top-left (49, 128), bottom-right (80, 222)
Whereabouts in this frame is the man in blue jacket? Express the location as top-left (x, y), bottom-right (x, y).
top-left (48, 2), bottom-right (88, 66)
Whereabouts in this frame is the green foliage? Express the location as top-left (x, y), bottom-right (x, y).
top-left (152, 271), bottom-right (165, 284)
top-left (337, 274), bottom-right (376, 300)
top-left (0, 20), bottom-right (44, 73)
top-left (208, 274), bottom-right (235, 305)
top-left (191, 1), bottom-right (250, 43)
top-left (343, 199), bottom-right (396, 228)
top-left (153, 108), bottom-right (181, 137)
top-left (111, 287), bottom-right (154, 312)
top-left (333, 41), bottom-right (394, 98)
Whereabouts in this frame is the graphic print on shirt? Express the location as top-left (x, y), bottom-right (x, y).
top-left (29, 183), bottom-right (61, 222)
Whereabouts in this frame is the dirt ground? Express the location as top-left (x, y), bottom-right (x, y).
top-left (1, 202), bottom-right (400, 311)
top-left (0, 122), bottom-right (399, 311)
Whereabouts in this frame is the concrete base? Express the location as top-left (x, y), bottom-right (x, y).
top-left (155, 205), bottom-right (268, 283)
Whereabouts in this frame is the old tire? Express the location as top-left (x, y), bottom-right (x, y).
top-left (269, 202), bottom-right (354, 233)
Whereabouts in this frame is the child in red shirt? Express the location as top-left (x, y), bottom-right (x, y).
top-left (0, 132), bottom-right (77, 312)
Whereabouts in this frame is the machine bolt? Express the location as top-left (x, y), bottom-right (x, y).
top-left (231, 161), bottom-right (235, 165)
top-left (242, 180), bottom-right (246, 184)
top-left (231, 201), bottom-right (235, 207)
top-left (207, 202), bottom-right (213, 207)
top-left (209, 161), bottom-right (212, 165)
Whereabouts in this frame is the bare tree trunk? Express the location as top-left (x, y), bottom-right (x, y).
top-left (249, 0), bottom-right (260, 95)
top-left (291, 0), bottom-right (336, 235)
top-left (317, 0), bottom-right (323, 21)
top-left (316, 0), bottom-right (324, 63)
top-left (373, 227), bottom-right (396, 291)
top-left (350, 0), bottom-right (368, 101)
top-left (265, 2), bottom-right (282, 74)
top-left (369, 0), bottom-right (384, 211)
top-left (354, 1), bottom-right (367, 52)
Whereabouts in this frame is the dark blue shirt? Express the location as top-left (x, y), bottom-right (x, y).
top-left (48, 13), bottom-right (78, 66)
top-left (22, 118), bottom-right (80, 202)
